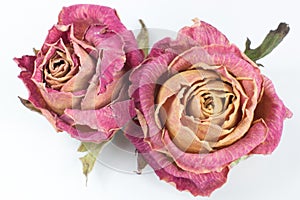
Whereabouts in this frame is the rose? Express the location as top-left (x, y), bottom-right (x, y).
top-left (126, 19), bottom-right (292, 196)
top-left (15, 4), bottom-right (143, 142)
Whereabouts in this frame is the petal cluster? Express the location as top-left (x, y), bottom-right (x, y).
top-left (15, 4), bottom-right (143, 142)
top-left (126, 19), bottom-right (292, 196)
top-left (15, 6), bottom-right (292, 197)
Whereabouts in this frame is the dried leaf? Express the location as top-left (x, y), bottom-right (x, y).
top-left (78, 142), bottom-right (107, 185)
top-left (18, 96), bottom-right (41, 114)
top-left (33, 48), bottom-right (39, 55)
top-left (136, 19), bottom-right (149, 57)
top-left (135, 152), bottom-right (148, 175)
top-left (244, 22), bottom-right (290, 62)
top-left (77, 143), bottom-right (88, 152)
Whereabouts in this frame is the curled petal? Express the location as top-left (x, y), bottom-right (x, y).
top-left (178, 19), bottom-right (230, 47)
top-left (14, 56), bottom-right (36, 73)
top-left (41, 25), bottom-right (71, 54)
top-left (124, 122), bottom-right (229, 197)
top-left (61, 100), bottom-right (136, 142)
top-left (252, 76), bottom-right (292, 154)
top-left (58, 4), bottom-right (126, 39)
top-left (38, 86), bottom-right (83, 115)
top-left (15, 56), bottom-right (60, 130)
top-left (56, 119), bottom-right (112, 142)
top-left (129, 53), bottom-right (175, 150)
top-left (155, 164), bottom-right (229, 197)
top-left (61, 42), bottom-right (96, 92)
top-left (162, 120), bottom-right (268, 173)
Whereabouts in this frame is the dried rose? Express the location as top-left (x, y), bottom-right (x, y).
top-left (15, 4), bottom-right (143, 142)
top-left (126, 19), bottom-right (292, 196)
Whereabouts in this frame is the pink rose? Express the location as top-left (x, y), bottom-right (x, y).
top-left (15, 4), bottom-right (143, 142)
top-left (126, 19), bottom-right (292, 196)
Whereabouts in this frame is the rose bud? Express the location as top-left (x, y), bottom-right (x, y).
top-left (125, 19), bottom-right (292, 196)
top-left (15, 4), bottom-right (143, 142)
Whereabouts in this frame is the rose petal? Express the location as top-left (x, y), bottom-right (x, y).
top-left (56, 119), bottom-right (112, 142)
top-left (14, 56), bottom-right (36, 73)
top-left (15, 56), bottom-right (61, 130)
top-left (129, 53), bottom-right (175, 150)
top-left (85, 25), bottom-right (126, 93)
top-left (252, 76), bottom-right (292, 154)
top-left (148, 37), bottom-right (174, 58)
top-left (205, 45), bottom-right (263, 97)
top-left (41, 25), bottom-right (71, 54)
top-left (162, 119), bottom-right (268, 173)
top-left (57, 101), bottom-right (136, 143)
top-left (62, 100), bottom-right (135, 142)
top-left (38, 86), bottom-right (83, 115)
top-left (213, 78), bottom-right (256, 148)
top-left (58, 4), bottom-right (126, 39)
top-left (168, 45), bottom-right (263, 98)
top-left (178, 19), bottom-right (230, 47)
top-left (124, 122), bottom-right (229, 197)
top-left (155, 164), bottom-right (229, 197)
top-left (61, 42), bottom-right (96, 92)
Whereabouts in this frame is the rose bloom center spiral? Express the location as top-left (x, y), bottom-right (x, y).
top-left (44, 49), bottom-right (79, 90)
top-left (155, 68), bottom-right (242, 154)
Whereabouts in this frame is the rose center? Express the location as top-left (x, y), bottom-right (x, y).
top-left (44, 50), bottom-right (78, 90)
top-left (48, 58), bottom-right (70, 77)
top-left (156, 68), bottom-right (240, 153)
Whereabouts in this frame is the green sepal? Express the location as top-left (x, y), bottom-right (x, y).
top-left (136, 19), bottom-right (149, 57)
top-left (78, 142), bottom-right (106, 184)
top-left (244, 22), bottom-right (290, 62)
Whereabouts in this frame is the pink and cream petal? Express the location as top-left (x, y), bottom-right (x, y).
top-left (38, 85), bottom-right (83, 115)
top-left (252, 76), bottom-right (292, 154)
top-left (129, 54), bottom-right (175, 145)
top-left (58, 4), bottom-right (126, 39)
top-left (61, 42), bottom-right (96, 92)
top-left (178, 19), bottom-right (230, 47)
top-left (124, 123), bottom-right (229, 197)
top-left (162, 120), bottom-right (268, 174)
top-left (63, 100), bottom-right (135, 136)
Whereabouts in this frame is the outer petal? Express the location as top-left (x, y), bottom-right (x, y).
top-left (38, 86), bottom-right (83, 115)
top-left (168, 45), bottom-right (263, 97)
top-left (124, 122), bottom-right (229, 197)
top-left (129, 53), bottom-right (176, 150)
top-left (15, 56), bottom-right (47, 109)
top-left (178, 19), bottom-right (230, 47)
top-left (14, 55), bottom-right (36, 73)
top-left (84, 25), bottom-right (126, 93)
top-left (41, 25), bottom-right (71, 54)
top-left (56, 119), bottom-right (112, 142)
top-left (58, 4), bottom-right (126, 39)
top-left (59, 100), bottom-right (136, 142)
top-left (15, 56), bottom-right (60, 129)
top-left (162, 120), bottom-right (268, 173)
top-left (58, 4), bottom-right (143, 68)
top-left (252, 76), bottom-right (292, 154)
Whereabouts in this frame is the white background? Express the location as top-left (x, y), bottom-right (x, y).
top-left (1, 0), bottom-right (299, 199)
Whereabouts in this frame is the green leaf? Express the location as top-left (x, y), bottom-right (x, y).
top-left (78, 142), bottom-right (106, 185)
top-left (136, 19), bottom-right (149, 57)
top-left (244, 22), bottom-right (290, 62)
top-left (18, 96), bottom-right (41, 114)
